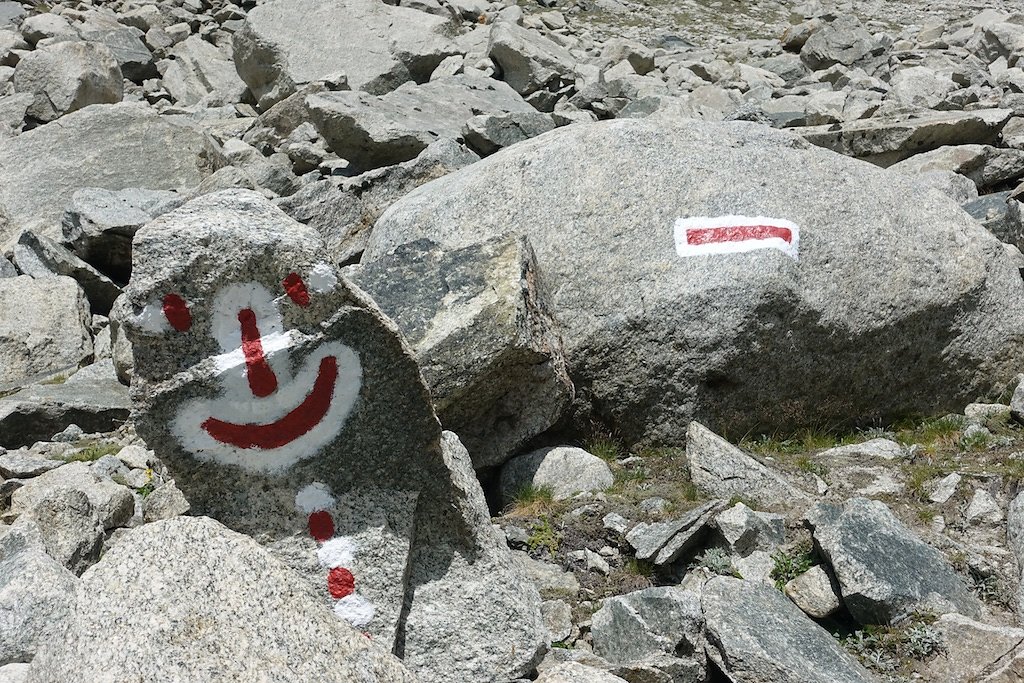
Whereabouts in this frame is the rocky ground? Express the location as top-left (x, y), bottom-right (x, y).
top-left (1, 0), bottom-right (1024, 681)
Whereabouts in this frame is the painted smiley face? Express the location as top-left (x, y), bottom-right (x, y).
top-left (135, 266), bottom-right (363, 473)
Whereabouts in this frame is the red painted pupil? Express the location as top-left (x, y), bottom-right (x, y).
top-left (328, 567), bottom-right (355, 599)
top-left (308, 511), bottom-right (334, 542)
top-left (283, 272), bottom-right (310, 307)
top-left (162, 293), bottom-right (191, 332)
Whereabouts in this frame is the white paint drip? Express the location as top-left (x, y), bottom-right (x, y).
top-left (673, 215), bottom-right (800, 261)
top-left (334, 593), bottom-right (376, 629)
top-left (307, 263), bottom-right (339, 293)
top-left (317, 536), bottom-right (358, 568)
top-left (295, 482), bottom-right (336, 514)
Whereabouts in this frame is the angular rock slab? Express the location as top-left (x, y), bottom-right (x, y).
top-left (591, 586), bottom-right (705, 670)
top-left (349, 235), bottom-right (572, 469)
top-left (702, 577), bottom-right (875, 683)
top-left (0, 522), bottom-right (78, 666)
top-left (0, 276), bottom-right (92, 390)
top-left (687, 422), bottom-right (810, 507)
top-left (626, 498), bottom-right (727, 565)
top-left (25, 516), bottom-right (416, 683)
top-left (807, 497), bottom-right (982, 624)
top-left (122, 190), bottom-right (544, 683)
top-left (0, 102), bottom-right (221, 248)
top-left (366, 118), bottom-right (1024, 446)
top-left (234, 0), bottom-right (458, 108)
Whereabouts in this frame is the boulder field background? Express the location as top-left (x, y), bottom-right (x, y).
top-left (1, 0), bottom-right (1024, 681)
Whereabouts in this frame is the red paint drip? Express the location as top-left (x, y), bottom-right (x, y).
top-left (283, 272), bottom-right (311, 307)
top-left (162, 294), bottom-right (192, 332)
top-left (328, 567), bottom-right (355, 599)
top-left (308, 510), bottom-right (335, 542)
top-left (238, 308), bottom-right (278, 398)
top-left (201, 356), bottom-right (338, 449)
top-left (687, 225), bottom-right (792, 246)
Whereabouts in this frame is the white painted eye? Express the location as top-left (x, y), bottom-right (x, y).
top-left (134, 293), bottom-right (193, 334)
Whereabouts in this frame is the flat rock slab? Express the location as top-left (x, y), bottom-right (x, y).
top-left (800, 109), bottom-right (1013, 167)
top-left (703, 577), bottom-right (875, 683)
top-left (0, 450), bottom-right (64, 478)
top-left (0, 102), bottom-right (221, 249)
top-left (348, 235), bottom-right (571, 469)
top-left (25, 517), bottom-right (416, 683)
top-left (308, 76), bottom-right (532, 169)
top-left (122, 190), bottom-right (544, 683)
top-left (234, 0), bottom-right (458, 107)
top-left (366, 118), bottom-right (1024, 446)
top-left (0, 361), bottom-right (131, 449)
top-left (807, 497), bottom-right (983, 624)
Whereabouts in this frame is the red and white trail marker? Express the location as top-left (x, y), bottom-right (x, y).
top-left (674, 216), bottom-right (800, 261)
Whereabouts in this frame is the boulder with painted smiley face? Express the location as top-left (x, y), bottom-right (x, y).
top-left (123, 189), bottom-right (545, 683)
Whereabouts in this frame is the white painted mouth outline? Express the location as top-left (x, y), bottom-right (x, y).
top-left (171, 341), bottom-right (362, 474)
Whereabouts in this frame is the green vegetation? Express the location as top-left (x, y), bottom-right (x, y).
top-left (64, 442), bottom-right (120, 463)
top-left (624, 557), bottom-right (655, 578)
top-left (586, 435), bottom-right (622, 463)
top-left (770, 545), bottom-right (817, 590)
top-left (39, 373), bottom-right (68, 385)
top-left (691, 547), bottom-right (739, 577)
top-left (839, 619), bottom-right (943, 673)
top-left (526, 516), bottom-right (559, 555)
top-left (508, 484), bottom-right (557, 517)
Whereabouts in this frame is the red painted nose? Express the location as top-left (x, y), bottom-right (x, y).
top-left (238, 308), bottom-right (278, 397)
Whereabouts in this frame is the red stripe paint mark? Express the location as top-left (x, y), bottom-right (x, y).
top-left (687, 225), bottom-right (793, 246)
top-left (328, 567), bottom-right (355, 599)
top-left (201, 356), bottom-right (338, 449)
top-left (283, 273), bottom-right (310, 307)
top-left (238, 308), bottom-right (278, 398)
top-left (308, 510), bottom-right (334, 542)
top-left (162, 294), bottom-right (192, 332)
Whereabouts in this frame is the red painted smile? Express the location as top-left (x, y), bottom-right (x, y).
top-left (201, 356), bottom-right (338, 449)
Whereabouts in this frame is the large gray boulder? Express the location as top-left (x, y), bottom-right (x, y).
top-left (158, 35), bottom-right (246, 106)
top-left (799, 15), bottom-right (882, 71)
top-left (0, 523), bottom-right (78, 666)
top-left (347, 236), bottom-right (572, 468)
top-left (500, 446), bottom-right (611, 504)
top-left (0, 276), bottom-right (92, 389)
top-left (233, 0), bottom-right (459, 109)
top-left (702, 577), bottom-right (875, 683)
top-left (0, 360), bottom-right (131, 449)
top-left (121, 190), bottom-right (545, 683)
top-left (9, 487), bottom-right (104, 575)
top-left (366, 119), bottom-right (1024, 446)
top-left (487, 21), bottom-right (575, 96)
top-left (307, 76), bottom-right (533, 170)
top-left (25, 516), bottom-right (417, 683)
top-left (0, 102), bottom-right (221, 249)
top-left (591, 586), bottom-right (705, 676)
top-left (13, 41), bottom-right (122, 122)
top-left (807, 497), bottom-right (983, 624)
